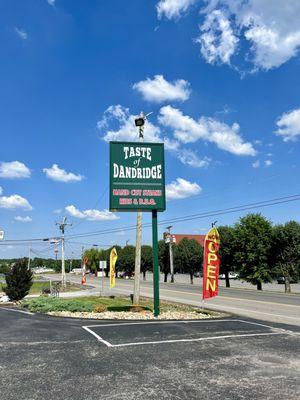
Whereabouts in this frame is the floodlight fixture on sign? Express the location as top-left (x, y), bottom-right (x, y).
top-left (134, 111), bottom-right (153, 139)
top-left (134, 117), bottom-right (144, 127)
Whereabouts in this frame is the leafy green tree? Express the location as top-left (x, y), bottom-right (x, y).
top-left (117, 245), bottom-right (135, 275)
top-left (0, 263), bottom-right (9, 274)
top-left (174, 238), bottom-right (203, 284)
top-left (141, 245), bottom-right (152, 280)
top-left (4, 258), bottom-right (33, 301)
top-left (218, 226), bottom-right (237, 288)
top-left (233, 213), bottom-right (274, 290)
top-left (271, 221), bottom-right (300, 293)
top-left (83, 248), bottom-right (102, 273)
top-left (158, 239), bottom-right (169, 282)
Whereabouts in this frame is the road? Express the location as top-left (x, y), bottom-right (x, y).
top-left (0, 307), bottom-right (299, 400)
top-left (47, 273), bottom-right (300, 326)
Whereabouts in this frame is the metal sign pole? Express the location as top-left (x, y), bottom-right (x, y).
top-left (152, 210), bottom-right (160, 317)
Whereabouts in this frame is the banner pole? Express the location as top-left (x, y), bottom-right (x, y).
top-left (152, 210), bottom-right (160, 317)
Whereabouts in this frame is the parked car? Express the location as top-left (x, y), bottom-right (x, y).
top-left (219, 272), bottom-right (239, 280)
top-left (120, 271), bottom-right (134, 279)
top-left (277, 276), bottom-right (298, 284)
top-left (193, 271), bottom-right (202, 278)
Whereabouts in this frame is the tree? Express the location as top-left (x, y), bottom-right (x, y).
top-left (4, 258), bottom-right (33, 301)
top-left (158, 240), bottom-right (169, 282)
top-left (141, 245), bottom-right (152, 280)
top-left (174, 238), bottom-right (203, 284)
top-left (233, 213), bottom-right (274, 290)
top-left (83, 248), bottom-right (102, 273)
top-left (117, 245), bottom-right (135, 275)
top-left (218, 226), bottom-right (237, 288)
top-left (271, 221), bottom-right (300, 293)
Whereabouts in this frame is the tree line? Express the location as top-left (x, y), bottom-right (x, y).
top-left (1, 213), bottom-right (299, 293)
top-left (82, 213), bottom-right (300, 293)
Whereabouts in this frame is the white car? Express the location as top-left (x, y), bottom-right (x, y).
top-left (0, 294), bottom-right (10, 303)
top-left (219, 272), bottom-right (238, 280)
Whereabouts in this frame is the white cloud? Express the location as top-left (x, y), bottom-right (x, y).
top-left (0, 161), bottom-right (31, 179)
top-left (14, 27), bottom-right (28, 40)
top-left (166, 177), bottom-right (202, 200)
top-left (275, 108), bottom-right (300, 142)
top-left (157, 0), bottom-right (197, 19)
top-left (264, 159), bottom-right (272, 167)
top-left (177, 148), bottom-right (211, 168)
top-left (252, 160), bottom-right (260, 168)
top-left (159, 105), bottom-right (256, 156)
top-left (199, 0), bottom-right (300, 71)
top-left (133, 75), bottom-right (191, 103)
top-left (197, 9), bottom-right (238, 65)
top-left (47, 0), bottom-right (55, 6)
top-left (98, 105), bottom-right (162, 143)
top-left (53, 208), bottom-right (62, 214)
top-left (98, 107), bottom-right (210, 168)
top-left (0, 186), bottom-right (2, 195)
top-left (65, 205), bottom-right (119, 221)
top-left (14, 216), bottom-right (32, 223)
top-left (43, 164), bottom-right (84, 182)
top-left (0, 193), bottom-right (32, 210)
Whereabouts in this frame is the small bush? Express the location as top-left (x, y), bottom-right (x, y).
top-left (129, 306), bottom-right (147, 313)
top-left (23, 297), bottom-right (94, 313)
top-left (93, 304), bottom-right (107, 313)
top-left (4, 259), bottom-right (33, 301)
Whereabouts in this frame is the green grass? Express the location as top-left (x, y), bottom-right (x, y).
top-left (22, 296), bottom-right (204, 314)
top-left (0, 281), bottom-right (80, 295)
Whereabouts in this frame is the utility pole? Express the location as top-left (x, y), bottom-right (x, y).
top-left (56, 217), bottom-right (72, 289)
top-left (133, 111), bottom-right (152, 305)
top-left (27, 242), bottom-right (32, 270)
top-left (166, 226), bottom-right (174, 283)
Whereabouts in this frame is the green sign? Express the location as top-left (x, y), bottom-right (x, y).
top-left (109, 141), bottom-right (166, 212)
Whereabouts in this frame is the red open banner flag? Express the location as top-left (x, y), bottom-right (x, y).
top-left (202, 226), bottom-right (220, 300)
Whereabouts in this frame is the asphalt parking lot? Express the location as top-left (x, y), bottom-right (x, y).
top-left (0, 307), bottom-right (299, 400)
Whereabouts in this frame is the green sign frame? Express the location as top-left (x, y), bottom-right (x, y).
top-left (109, 141), bottom-right (166, 212)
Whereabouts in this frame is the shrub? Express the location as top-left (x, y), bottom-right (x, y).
top-left (23, 297), bottom-right (94, 313)
top-left (4, 259), bottom-right (33, 301)
top-left (93, 304), bottom-right (107, 313)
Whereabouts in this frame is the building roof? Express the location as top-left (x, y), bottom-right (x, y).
top-left (172, 234), bottom-right (206, 247)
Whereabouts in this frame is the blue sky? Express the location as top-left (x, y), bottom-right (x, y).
top-left (0, 0), bottom-right (300, 259)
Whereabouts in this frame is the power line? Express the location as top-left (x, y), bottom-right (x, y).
top-left (1, 194), bottom-right (300, 243)
top-left (65, 194), bottom-right (300, 239)
top-left (68, 185), bottom-right (109, 232)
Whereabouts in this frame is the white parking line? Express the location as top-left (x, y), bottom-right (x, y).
top-left (82, 326), bottom-right (113, 347)
top-left (0, 307), bottom-right (33, 315)
top-left (111, 332), bottom-right (284, 348)
top-left (85, 318), bottom-right (235, 329)
top-left (82, 319), bottom-right (288, 348)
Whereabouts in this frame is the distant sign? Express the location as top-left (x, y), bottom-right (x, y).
top-left (0, 231), bottom-right (4, 241)
top-left (109, 142), bottom-right (166, 212)
top-left (99, 261), bottom-right (107, 270)
top-left (164, 233), bottom-right (176, 244)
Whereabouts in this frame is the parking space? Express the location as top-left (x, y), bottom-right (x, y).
top-left (1, 309), bottom-right (300, 399)
top-left (82, 318), bottom-right (289, 348)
